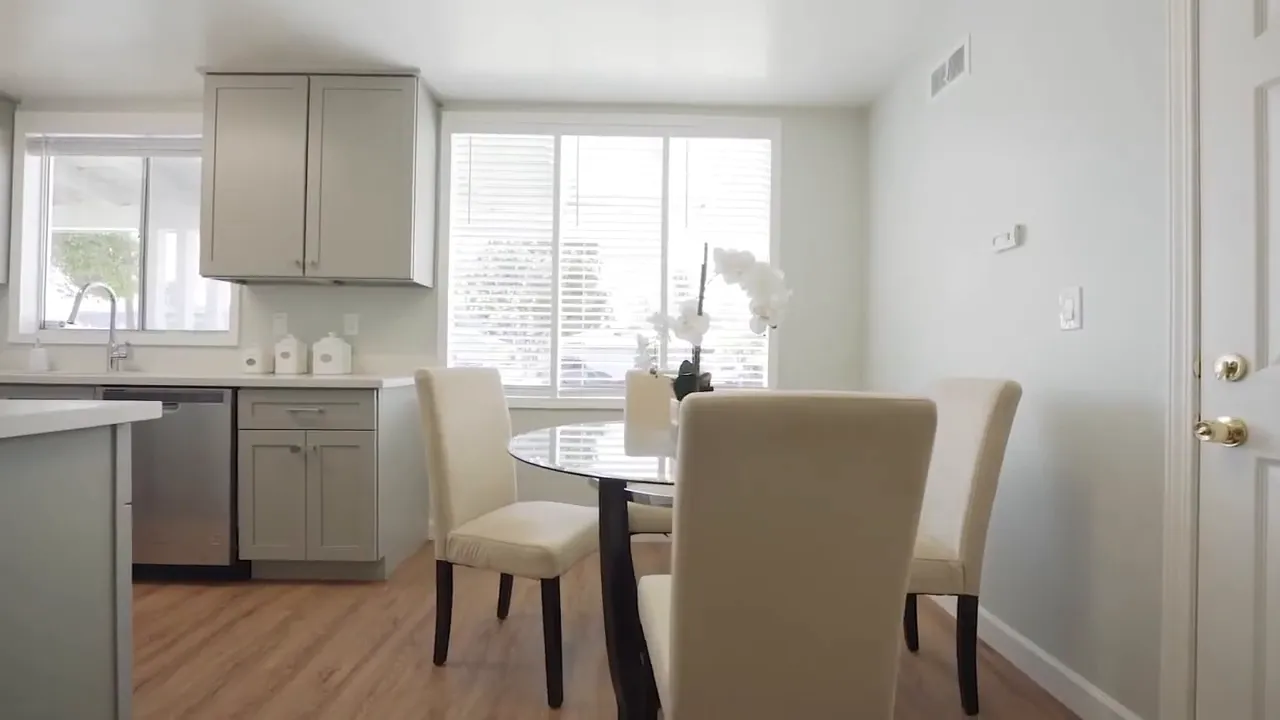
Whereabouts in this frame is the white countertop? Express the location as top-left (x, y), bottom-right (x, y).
top-left (0, 372), bottom-right (415, 389)
top-left (0, 399), bottom-right (163, 440)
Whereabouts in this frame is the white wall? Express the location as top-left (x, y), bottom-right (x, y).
top-left (866, 2), bottom-right (1166, 718)
top-left (0, 103), bottom-right (868, 496)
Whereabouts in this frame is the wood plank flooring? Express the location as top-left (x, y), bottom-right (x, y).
top-left (133, 543), bottom-right (1076, 719)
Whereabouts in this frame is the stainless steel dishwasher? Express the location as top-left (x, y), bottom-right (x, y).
top-left (98, 387), bottom-right (235, 566)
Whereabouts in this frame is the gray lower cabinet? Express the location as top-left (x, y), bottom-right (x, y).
top-left (0, 423), bottom-right (134, 719)
top-left (239, 428), bottom-right (377, 561)
top-left (238, 429), bottom-right (308, 560)
top-left (235, 387), bottom-right (422, 575)
top-left (307, 430), bottom-right (377, 561)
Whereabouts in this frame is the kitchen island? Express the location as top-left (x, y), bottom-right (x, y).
top-left (0, 399), bottom-right (161, 720)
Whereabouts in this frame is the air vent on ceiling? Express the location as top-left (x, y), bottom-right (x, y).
top-left (930, 37), bottom-right (970, 99)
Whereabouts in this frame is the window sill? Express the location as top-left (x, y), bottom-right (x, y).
top-left (10, 328), bottom-right (240, 348)
top-left (507, 397), bottom-right (625, 411)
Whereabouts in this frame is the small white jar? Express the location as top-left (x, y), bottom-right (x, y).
top-left (274, 334), bottom-right (307, 375)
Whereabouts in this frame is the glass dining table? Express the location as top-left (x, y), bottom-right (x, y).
top-left (509, 420), bottom-right (673, 719)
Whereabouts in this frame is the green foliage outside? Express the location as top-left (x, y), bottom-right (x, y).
top-left (50, 231), bottom-right (140, 328)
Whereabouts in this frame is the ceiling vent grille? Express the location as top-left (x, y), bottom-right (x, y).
top-left (930, 37), bottom-right (970, 99)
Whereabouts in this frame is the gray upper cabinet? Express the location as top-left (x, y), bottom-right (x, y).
top-left (201, 76), bottom-right (309, 279)
top-left (306, 76), bottom-right (417, 282)
top-left (201, 73), bottom-right (438, 286)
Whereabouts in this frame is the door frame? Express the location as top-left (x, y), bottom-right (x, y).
top-left (1161, 0), bottom-right (1199, 718)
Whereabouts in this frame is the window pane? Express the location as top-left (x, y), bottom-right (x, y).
top-left (145, 156), bottom-right (232, 331)
top-left (558, 136), bottom-right (663, 397)
top-left (668, 138), bottom-right (773, 387)
top-left (447, 134), bottom-right (555, 392)
top-left (44, 156), bottom-right (143, 330)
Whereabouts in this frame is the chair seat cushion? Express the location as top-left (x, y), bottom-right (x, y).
top-left (628, 502), bottom-right (673, 534)
top-left (908, 534), bottom-right (967, 595)
top-left (637, 574), bottom-right (673, 710)
top-left (445, 501), bottom-right (598, 579)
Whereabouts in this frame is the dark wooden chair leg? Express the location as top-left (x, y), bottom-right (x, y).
top-left (904, 593), bottom-right (920, 652)
top-left (433, 560), bottom-right (454, 667)
top-left (956, 594), bottom-right (980, 716)
top-left (497, 573), bottom-right (514, 620)
top-left (541, 577), bottom-right (565, 709)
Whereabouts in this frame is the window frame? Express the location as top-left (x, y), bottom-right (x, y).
top-left (6, 110), bottom-right (239, 347)
top-left (436, 111), bottom-right (783, 409)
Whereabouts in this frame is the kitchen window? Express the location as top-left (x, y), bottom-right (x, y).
top-left (441, 113), bottom-right (778, 403)
top-left (8, 113), bottom-right (238, 346)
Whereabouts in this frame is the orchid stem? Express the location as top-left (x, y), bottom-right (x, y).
top-left (692, 242), bottom-right (709, 377)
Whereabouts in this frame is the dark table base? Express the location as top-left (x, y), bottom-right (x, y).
top-left (598, 478), bottom-right (659, 719)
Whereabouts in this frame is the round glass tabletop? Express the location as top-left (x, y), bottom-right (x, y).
top-left (509, 421), bottom-right (676, 485)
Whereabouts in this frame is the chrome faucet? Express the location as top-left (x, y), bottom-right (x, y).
top-left (67, 281), bottom-right (131, 371)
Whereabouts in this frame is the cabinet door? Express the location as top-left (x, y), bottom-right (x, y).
top-left (114, 503), bottom-right (132, 720)
top-left (306, 430), bottom-right (378, 561)
top-left (304, 76), bottom-right (417, 281)
top-left (238, 430), bottom-right (308, 560)
top-left (202, 75), bottom-right (308, 278)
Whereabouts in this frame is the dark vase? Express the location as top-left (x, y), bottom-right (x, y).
top-left (672, 359), bottom-right (713, 401)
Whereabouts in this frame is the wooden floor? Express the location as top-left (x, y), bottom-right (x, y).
top-left (134, 544), bottom-right (1076, 719)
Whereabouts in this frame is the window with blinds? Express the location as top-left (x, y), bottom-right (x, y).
top-left (446, 122), bottom-right (774, 400)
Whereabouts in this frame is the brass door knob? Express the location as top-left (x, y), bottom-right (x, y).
top-left (1194, 417), bottom-right (1248, 447)
top-left (1213, 354), bottom-right (1248, 382)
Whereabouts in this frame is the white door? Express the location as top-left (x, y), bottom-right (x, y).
top-left (1197, 2), bottom-right (1280, 717)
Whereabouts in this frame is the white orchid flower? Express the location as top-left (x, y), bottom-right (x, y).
top-left (712, 247), bottom-right (756, 284)
top-left (649, 300), bottom-right (711, 347)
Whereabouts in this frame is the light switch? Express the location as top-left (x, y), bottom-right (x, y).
top-left (272, 313), bottom-right (288, 338)
top-left (1059, 287), bottom-right (1082, 331)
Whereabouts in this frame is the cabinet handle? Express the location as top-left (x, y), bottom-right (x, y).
top-left (289, 445), bottom-right (302, 454)
top-left (308, 445), bottom-right (319, 454)
top-left (294, 259), bottom-right (303, 269)
top-left (308, 259), bottom-right (318, 267)
top-left (285, 407), bottom-right (325, 414)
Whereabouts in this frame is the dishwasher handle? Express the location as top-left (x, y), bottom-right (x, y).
top-left (99, 387), bottom-right (233, 405)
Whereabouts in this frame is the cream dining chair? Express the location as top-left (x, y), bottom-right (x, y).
top-left (624, 369), bottom-right (675, 535)
top-left (637, 391), bottom-right (938, 719)
top-left (414, 367), bottom-right (599, 709)
top-left (902, 378), bottom-right (1022, 716)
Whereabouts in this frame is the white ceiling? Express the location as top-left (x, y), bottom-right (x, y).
top-left (0, 0), bottom-right (930, 106)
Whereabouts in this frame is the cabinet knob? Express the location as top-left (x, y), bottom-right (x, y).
top-left (289, 445), bottom-right (302, 454)
top-left (294, 260), bottom-right (303, 269)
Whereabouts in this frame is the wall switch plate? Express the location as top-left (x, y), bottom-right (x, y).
top-left (1059, 286), bottom-right (1082, 331)
top-left (343, 313), bottom-right (360, 336)
top-left (272, 313), bottom-right (288, 338)
top-left (992, 224), bottom-right (1024, 253)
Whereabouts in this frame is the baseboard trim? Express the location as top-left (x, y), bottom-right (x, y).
top-left (931, 597), bottom-right (1144, 720)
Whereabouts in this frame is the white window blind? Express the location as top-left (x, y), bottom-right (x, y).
top-left (446, 126), bottom-right (774, 400)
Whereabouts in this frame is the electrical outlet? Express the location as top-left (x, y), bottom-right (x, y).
top-left (343, 313), bottom-right (360, 336)
top-left (272, 313), bottom-right (288, 337)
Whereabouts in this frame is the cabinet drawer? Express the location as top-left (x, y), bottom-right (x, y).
top-left (238, 390), bottom-right (376, 430)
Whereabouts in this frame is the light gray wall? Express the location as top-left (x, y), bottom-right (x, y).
top-left (865, 1), bottom-right (1166, 717)
top-left (0, 103), bottom-right (870, 497)
top-left (1, 105), bottom-right (867, 381)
